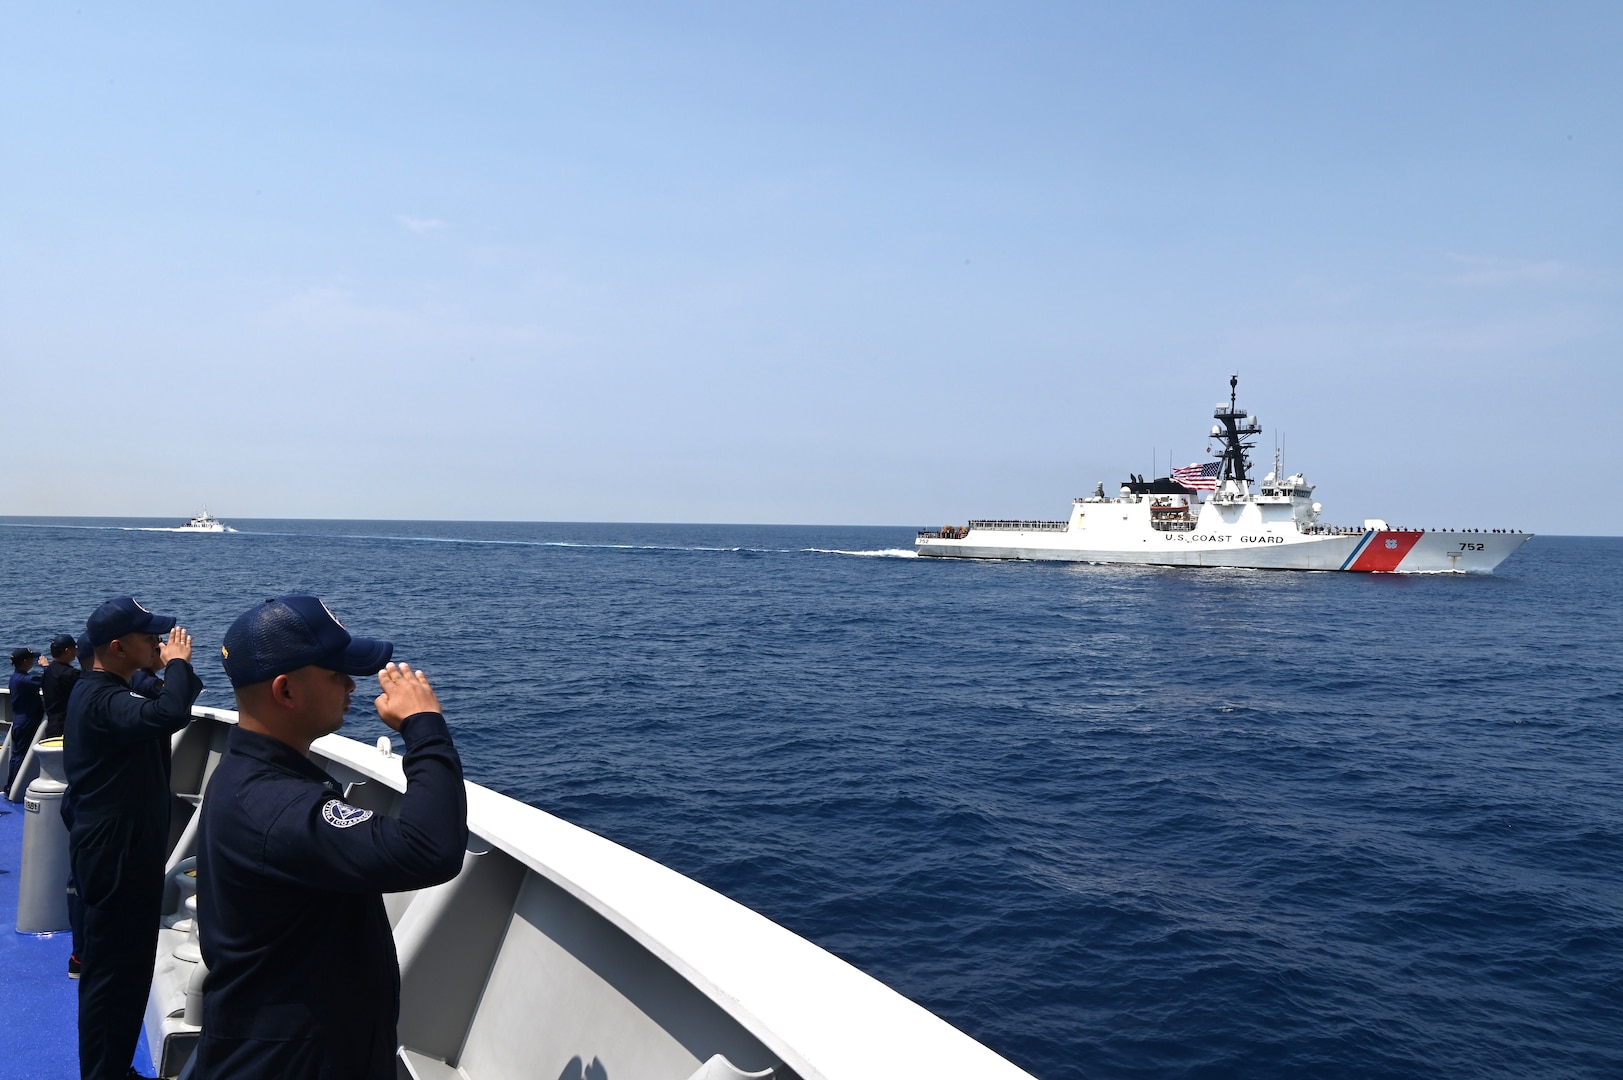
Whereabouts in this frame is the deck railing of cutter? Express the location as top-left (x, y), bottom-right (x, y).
top-left (0, 692), bottom-right (1037, 1080)
top-left (965, 520), bottom-right (1069, 532)
top-left (917, 520), bottom-right (1070, 537)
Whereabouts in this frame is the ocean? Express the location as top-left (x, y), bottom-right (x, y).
top-left (2, 518), bottom-right (1619, 1079)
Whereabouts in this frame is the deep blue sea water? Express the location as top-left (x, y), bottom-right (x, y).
top-left (2, 518), bottom-right (1619, 1080)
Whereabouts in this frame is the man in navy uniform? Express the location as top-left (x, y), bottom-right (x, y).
top-left (41, 633), bottom-right (81, 740)
top-left (6, 645), bottom-right (45, 790)
top-left (65, 597), bottom-right (203, 1079)
top-left (193, 595), bottom-right (467, 1079)
top-left (63, 633), bottom-right (97, 979)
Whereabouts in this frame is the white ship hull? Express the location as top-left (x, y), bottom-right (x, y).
top-left (2, 698), bottom-right (1036, 1080)
top-left (917, 524), bottom-right (1531, 573)
top-left (92, 706), bottom-right (1032, 1080)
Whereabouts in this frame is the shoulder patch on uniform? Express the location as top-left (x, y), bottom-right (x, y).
top-left (321, 799), bottom-right (373, 828)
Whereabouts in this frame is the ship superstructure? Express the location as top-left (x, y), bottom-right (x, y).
top-left (916, 377), bottom-right (1532, 573)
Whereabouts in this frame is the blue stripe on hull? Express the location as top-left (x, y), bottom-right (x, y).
top-left (1339, 531), bottom-right (1376, 571)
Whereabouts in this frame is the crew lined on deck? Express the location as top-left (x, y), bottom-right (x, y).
top-left (4, 592), bottom-right (467, 1080)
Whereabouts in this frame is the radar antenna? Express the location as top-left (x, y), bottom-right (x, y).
top-left (1211, 374), bottom-right (1260, 486)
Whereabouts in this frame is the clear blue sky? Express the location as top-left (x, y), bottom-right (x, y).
top-left (4, 3), bottom-right (1618, 533)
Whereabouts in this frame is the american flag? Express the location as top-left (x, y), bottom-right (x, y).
top-left (1171, 461), bottom-right (1221, 491)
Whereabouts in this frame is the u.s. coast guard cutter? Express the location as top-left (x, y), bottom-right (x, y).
top-left (917, 377), bottom-right (1531, 573)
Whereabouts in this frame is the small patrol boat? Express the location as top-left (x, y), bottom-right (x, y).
top-left (175, 508), bottom-right (235, 533)
top-left (916, 377), bottom-right (1532, 573)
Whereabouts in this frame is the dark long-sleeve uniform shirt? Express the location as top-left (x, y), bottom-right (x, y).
top-left (7, 669), bottom-right (45, 788)
top-left (8, 669), bottom-right (43, 725)
top-left (129, 668), bottom-right (166, 699)
top-left (40, 659), bottom-right (79, 739)
top-left (193, 712), bottom-right (467, 1080)
top-left (62, 661), bottom-right (203, 834)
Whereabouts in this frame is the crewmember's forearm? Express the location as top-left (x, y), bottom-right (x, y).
top-left (394, 711), bottom-right (469, 884)
top-left (153, 658), bottom-right (204, 730)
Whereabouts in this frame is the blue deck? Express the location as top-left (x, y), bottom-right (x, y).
top-left (0, 797), bottom-right (153, 1079)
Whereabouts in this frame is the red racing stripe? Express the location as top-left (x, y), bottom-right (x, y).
top-left (1349, 531), bottom-right (1424, 572)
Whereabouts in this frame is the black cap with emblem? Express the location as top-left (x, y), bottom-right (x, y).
top-left (85, 596), bottom-right (178, 646)
top-left (221, 595), bottom-right (393, 688)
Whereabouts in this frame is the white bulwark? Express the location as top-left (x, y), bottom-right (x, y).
top-left (917, 378), bottom-right (1531, 573)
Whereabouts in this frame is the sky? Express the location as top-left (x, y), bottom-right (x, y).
top-left (3, 2), bottom-right (1619, 533)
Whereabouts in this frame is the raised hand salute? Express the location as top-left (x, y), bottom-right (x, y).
top-left (375, 661), bottom-right (443, 729)
top-left (160, 627), bottom-right (193, 665)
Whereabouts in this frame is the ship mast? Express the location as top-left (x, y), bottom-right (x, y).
top-left (1212, 374), bottom-right (1261, 487)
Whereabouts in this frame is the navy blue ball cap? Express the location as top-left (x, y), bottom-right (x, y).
top-left (76, 634), bottom-right (94, 657)
top-left (49, 634), bottom-right (77, 657)
top-left (86, 597), bottom-right (179, 646)
top-left (220, 595), bottom-right (393, 688)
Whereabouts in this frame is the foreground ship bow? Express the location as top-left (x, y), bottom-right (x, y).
top-left (917, 378), bottom-right (1532, 573)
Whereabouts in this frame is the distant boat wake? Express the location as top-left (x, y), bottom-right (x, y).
top-left (0, 522), bottom-right (913, 557)
top-left (0, 523), bottom-right (237, 534)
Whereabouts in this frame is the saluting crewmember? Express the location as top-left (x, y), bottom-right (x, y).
top-left (64, 597), bottom-right (203, 1080)
top-left (41, 634), bottom-right (81, 740)
top-left (6, 646), bottom-right (45, 791)
top-left (193, 595), bottom-right (467, 1079)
